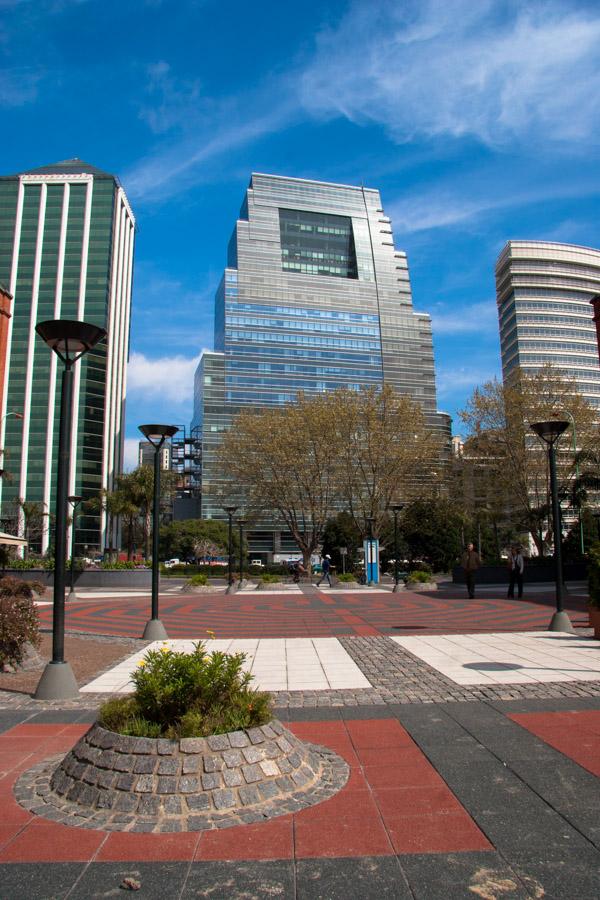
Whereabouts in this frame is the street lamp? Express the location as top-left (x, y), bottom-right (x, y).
top-left (67, 495), bottom-right (82, 601)
top-left (34, 319), bottom-right (106, 699)
top-left (139, 423), bottom-right (179, 640)
top-left (238, 518), bottom-right (246, 589)
top-left (390, 504), bottom-right (404, 593)
top-left (530, 420), bottom-right (575, 633)
top-left (223, 505), bottom-right (238, 593)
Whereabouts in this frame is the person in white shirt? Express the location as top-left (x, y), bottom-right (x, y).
top-left (507, 545), bottom-right (525, 599)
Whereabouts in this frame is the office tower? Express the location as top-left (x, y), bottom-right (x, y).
top-left (138, 441), bottom-right (171, 471)
top-left (496, 241), bottom-right (600, 408)
top-left (0, 159), bottom-right (135, 554)
top-left (192, 173), bottom-right (450, 557)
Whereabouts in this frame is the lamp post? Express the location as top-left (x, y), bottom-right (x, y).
top-left (139, 424), bottom-right (179, 640)
top-left (553, 411), bottom-right (584, 555)
top-left (34, 320), bottom-right (106, 699)
top-left (391, 504), bottom-right (404, 592)
top-left (530, 420), bottom-right (575, 633)
top-left (67, 495), bottom-right (82, 601)
top-left (593, 511), bottom-right (600, 541)
top-left (339, 547), bottom-right (347, 575)
top-left (223, 505), bottom-right (238, 593)
top-left (238, 518), bottom-right (246, 589)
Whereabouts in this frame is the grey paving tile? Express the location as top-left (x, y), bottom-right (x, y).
top-left (182, 860), bottom-right (295, 898)
top-left (0, 710), bottom-right (33, 733)
top-left (401, 851), bottom-right (530, 900)
top-left (296, 856), bottom-right (409, 899)
top-left (29, 709), bottom-right (97, 724)
top-left (69, 862), bottom-right (189, 899)
top-left (0, 862), bottom-right (84, 899)
top-left (509, 849), bottom-right (600, 900)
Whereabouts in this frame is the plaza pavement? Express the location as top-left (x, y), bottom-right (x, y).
top-left (0, 582), bottom-right (598, 898)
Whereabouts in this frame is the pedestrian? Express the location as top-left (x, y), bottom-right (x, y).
top-left (461, 542), bottom-right (481, 599)
top-left (507, 545), bottom-right (525, 599)
top-left (317, 554), bottom-right (332, 587)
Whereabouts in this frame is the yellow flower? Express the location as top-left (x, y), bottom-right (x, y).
top-left (137, 660), bottom-right (146, 668)
top-left (206, 629), bottom-right (216, 639)
top-left (160, 647), bottom-right (170, 653)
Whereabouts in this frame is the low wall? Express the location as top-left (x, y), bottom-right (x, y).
top-left (2, 568), bottom-right (152, 588)
top-left (452, 562), bottom-right (587, 584)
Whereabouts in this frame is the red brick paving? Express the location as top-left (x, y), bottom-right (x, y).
top-left (35, 587), bottom-right (590, 639)
top-left (0, 719), bottom-right (492, 862)
top-left (509, 710), bottom-right (600, 777)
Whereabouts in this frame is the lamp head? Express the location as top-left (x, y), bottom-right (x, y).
top-left (237, 518), bottom-right (247, 526)
top-left (530, 420), bottom-right (570, 446)
top-left (391, 504), bottom-right (404, 514)
top-left (139, 424), bottom-right (179, 447)
top-left (36, 320), bottom-right (106, 365)
top-left (68, 495), bottom-right (83, 505)
top-left (223, 505), bottom-right (238, 516)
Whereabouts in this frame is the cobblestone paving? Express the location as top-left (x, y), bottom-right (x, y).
top-left (1, 635), bottom-right (598, 711)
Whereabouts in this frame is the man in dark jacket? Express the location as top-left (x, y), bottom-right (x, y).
top-left (317, 555), bottom-right (332, 587)
top-left (507, 545), bottom-right (525, 599)
top-left (461, 542), bottom-right (481, 598)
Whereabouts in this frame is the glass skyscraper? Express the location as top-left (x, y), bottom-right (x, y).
top-left (192, 173), bottom-right (450, 555)
top-left (496, 241), bottom-right (600, 407)
top-left (0, 159), bottom-right (135, 554)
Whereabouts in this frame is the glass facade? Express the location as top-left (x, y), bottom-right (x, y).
top-left (496, 241), bottom-right (600, 407)
top-left (0, 160), bottom-right (135, 554)
top-left (192, 173), bottom-right (450, 549)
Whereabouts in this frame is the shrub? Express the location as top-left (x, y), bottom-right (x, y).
top-left (0, 576), bottom-right (43, 669)
top-left (588, 542), bottom-right (600, 609)
top-left (409, 561), bottom-right (432, 575)
top-left (101, 560), bottom-right (136, 570)
top-left (407, 570), bottom-right (432, 584)
top-left (98, 642), bottom-right (272, 739)
top-left (186, 573), bottom-right (208, 587)
top-left (259, 573), bottom-right (282, 584)
top-left (337, 573), bottom-right (357, 583)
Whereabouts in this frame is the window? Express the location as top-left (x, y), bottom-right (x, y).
top-left (279, 208), bottom-right (358, 279)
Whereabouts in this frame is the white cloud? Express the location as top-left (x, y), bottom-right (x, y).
top-left (436, 363), bottom-right (500, 400)
top-left (431, 301), bottom-right (498, 336)
top-left (127, 350), bottom-right (201, 404)
top-left (122, 437), bottom-right (140, 472)
top-left (300, 0), bottom-right (600, 148)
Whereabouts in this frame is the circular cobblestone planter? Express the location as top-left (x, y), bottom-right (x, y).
top-left (14, 720), bottom-right (348, 833)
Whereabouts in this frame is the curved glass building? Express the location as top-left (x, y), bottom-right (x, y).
top-left (496, 241), bottom-right (600, 407)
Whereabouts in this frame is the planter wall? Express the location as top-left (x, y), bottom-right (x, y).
top-left (3, 568), bottom-right (152, 588)
top-left (452, 563), bottom-right (588, 585)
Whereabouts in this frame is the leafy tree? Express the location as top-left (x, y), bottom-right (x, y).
top-left (159, 519), bottom-right (243, 562)
top-left (401, 499), bottom-right (466, 571)
top-left (321, 512), bottom-right (362, 572)
top-left (459, 365), bottom-right (598, 555)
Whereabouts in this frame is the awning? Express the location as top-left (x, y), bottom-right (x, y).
top-left (0, 531), bottom-right (28, 547)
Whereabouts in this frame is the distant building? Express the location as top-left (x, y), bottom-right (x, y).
top-left (192, 172), bottom-right (450, 557)
top-left (138, 441), bottom-right (171, 471)
top-left (496, 241), bottom-right (600, 408)
top-left (0, 159), bottom-right (135, 553)
top-left (0, 284), bottom-right (12, 426)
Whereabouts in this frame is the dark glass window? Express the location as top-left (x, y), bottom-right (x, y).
top-left (279, 208), bottom-right (358, 279)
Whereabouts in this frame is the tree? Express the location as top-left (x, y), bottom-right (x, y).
top-left (334, 386), bottom-right (440, 538)
top-left (401, 499), bottom-right (465, 571)
top-left (221, 392), bottom-right (342, 570)
top-left (18, 500), bottom-right (49, 558)
top-left (98, 466), bottom-right (177, 560)
top-left (159, 519), bottom-right (233, 562)
top-left (459, 365), bottom-right (598, 554)
top-left (321, 512), bottom-right (362, 573)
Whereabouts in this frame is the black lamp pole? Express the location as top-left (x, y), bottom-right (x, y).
top-left (139, 424), bottom-right (179, 640)
top-left (391, 504), bottom-right (404, 592)
top-left (224, 505), bottom-right (238, 593)
top-left (530, 420), bottom-right (574, 633)
top-left (238, 519), bottom-right (246, 588)
top-left (67, 495), bottom-right (82, 601)
top-left (34, 320), bottom-right (106, 700)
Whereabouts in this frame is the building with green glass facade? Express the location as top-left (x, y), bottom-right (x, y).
top-left (0, 159), bottom-right (135, 555)
top-left (192, 173), bottom-right (450, 558)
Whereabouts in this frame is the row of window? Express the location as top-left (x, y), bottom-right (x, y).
top-left (226, 329), bottom-right (381, 350)
top-left (225, 315), bottom-right (378, 336)
top-left (226, 301), bottom-right (378, 323)
top-left (227, 360), bottom-right (381, 378)
top-left (228, 345), bottom-right (382, 365)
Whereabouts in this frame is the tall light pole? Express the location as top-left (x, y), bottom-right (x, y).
top-left (139, 424), bottom-right (179, 640)
top-left (553, 411), bottom-right (584, 555)
top-left (223, 505), bottom-right (238, 593)
top-left (530, 420), bottom-right (575, 633)
top-left (238, 518), bottom-right (246, 589)
top-left (34, 319), bottom-right (106, 699)
top-left (391, 504), bottom-right (404, 592)
top-left (67, 495), bottom-right (82, 601)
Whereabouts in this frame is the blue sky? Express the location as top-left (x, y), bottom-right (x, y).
top-left (2, 0), bottom-right (600, 468)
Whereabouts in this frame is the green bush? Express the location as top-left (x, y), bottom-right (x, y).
top-left (588, 542), bottom-right (600, 609)
top-left (186, 573), bottom-right (209, 586)
top-left (98, 642), bottom-right (272, 739)
top-left (407, 570), bottom-right (432, 584)
top-left (409, 561), bottom-right (432, 575)
top-left (259, 573), bottom-right (282, 584)
top-left (0, 576), bottom-right (43, 669)
top-left (337, 573), bottom-right (357, 583)
top-left (101, 560), bottom-right (137, 570)
top-left (6, 558), bottom-right (40, 570)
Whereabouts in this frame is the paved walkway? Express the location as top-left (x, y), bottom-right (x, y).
top-left (0, 585), bottom-right (599, 897)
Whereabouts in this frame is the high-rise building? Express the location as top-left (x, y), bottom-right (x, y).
top-left (192, 173), bottom-right (450, 557)
top-left (0, 159), bottom-right (135, 554)
top-left (496, 241), bottom-right (600, 407)
top-left (138, 441), bottom-right (171, 471)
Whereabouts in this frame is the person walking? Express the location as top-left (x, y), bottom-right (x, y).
top-left (317, 554), bottom-right (332, 587)
top-left (461, 542), bottom-right (481, 599)
top-left (507, 545), bottom-right (525, 599)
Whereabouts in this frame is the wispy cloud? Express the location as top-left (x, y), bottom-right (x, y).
top-left (127, 350), bottom-right (201, 405)
top-left (301, 0), bottom-right (600, 148)
top-left (138, 60), bottom-right (203, 134)
top-left (436, 362), bottom-right (500, 402)
top-left (122, 437), bottom-right (140, 472)
top-left (431, 301), bottom-right (497, 336)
